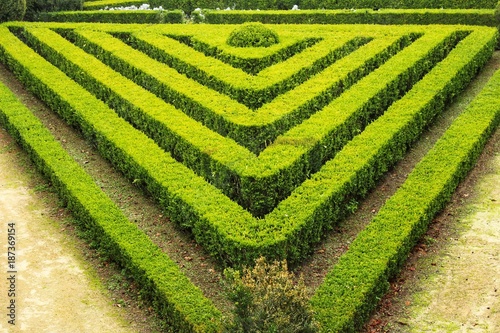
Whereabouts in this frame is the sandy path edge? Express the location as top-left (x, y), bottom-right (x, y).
top-left (0, 130), bottom-right (135, 333)
top-left (393, 147), bottom-right (500, 333)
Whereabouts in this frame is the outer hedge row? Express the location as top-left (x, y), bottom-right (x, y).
top-left (1, 23), bottom-right (495, 268)
top-left (83, 0), bottom-right (145, 10)
top-left (300, 0), bottom-right (498, 9)
top-left (0, 64), bottom-right (222, 332)
top-left (57, 26), bottom-right (462, 217)
top-left (37, 9), bottom-right (184, 23)
top-left (203, 8), bottom-right (498, 26)
top-left (311, 53), bottom-right (500, 333)
top-left (84, 0), bottom-right (498, 13)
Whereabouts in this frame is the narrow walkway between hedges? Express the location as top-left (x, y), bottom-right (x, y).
top-left (396, 135), bottom-right (500, 332)
top-left (0, 130), bottom-right (135, 333)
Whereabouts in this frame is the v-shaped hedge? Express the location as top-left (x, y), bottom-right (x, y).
top-left (0, 21), bottom-right (498, 332)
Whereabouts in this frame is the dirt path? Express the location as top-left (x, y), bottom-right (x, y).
top-left (391, 143), bottom-right (500, 332)
top-left (0, 131), bottom-right (135, 333)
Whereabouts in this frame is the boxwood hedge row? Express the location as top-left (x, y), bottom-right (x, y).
top-left (311, 54), bottom-right (500, 333)
top-left (83, 0), bottom-right (145, 10)
top-left (1, 23), bottom-right (495, 268)
top-left (203, 8), bottom-right (498, 26)
top-left (85, 0), bottom-right (498, 13)
top-left (161, 33), bottom-right (323, 75)
top-left (37, 9), bottom-right (184, 23)
top-left (48, 25), bottom-right (466, 217)
top-left (110, 32), bottom-right (370, 110)
top-left (0, 66), bottom-right (222, 333)
top-left (303, 0), bottom-right (498, 9)
top-left (21, 26), bottom-right (434, 216)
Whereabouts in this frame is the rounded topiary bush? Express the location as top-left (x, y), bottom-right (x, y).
top-left (227, 23), bottom-right (280, 48)
top-left (0, 0), bottom-right (26, 22)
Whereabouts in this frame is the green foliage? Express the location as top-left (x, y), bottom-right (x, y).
top-left (3, 23), bottom-right (496, 270)
top-left (0, 26), bottom-right (222, 333)
top-left (223, 257), bottom-right (318, 333)
top-left (0, 0), bottom-right (26, 22)
top-left (312, 53), bottom-right (500, 333)
top-left (227, 23), bottom-right (280, 48)
top-left (37, 10), bottom-right (184, 23)
top-left (145, 0), bottom-right (297, 13)
top-left (25, 0), bottom-right (83, 21)
top-left (1, 20), bottom-right (499, 333)
top-left (205, 8), bottom-right (498, 26)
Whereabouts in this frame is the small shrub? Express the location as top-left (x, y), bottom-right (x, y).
top-left (227, 23), bottom-right (280, 47)
top-left (223, 257), bottom-right (319, 333)
top-left (0, 0), bottom-right (26, 22)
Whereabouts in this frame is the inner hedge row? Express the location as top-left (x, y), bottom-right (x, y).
top-left (0, 64), bottom-right (222, 333)
top-left (51, 25), bottom-right (463, 216)
top-left (0, 23), bottom-right (495, 267)
top-left (112, 32), bottom-right (368, 110)
top-left (311, 53), bottom-right (500, 333)
top-left (163, 33), bottom-right (322, 75)
top-left (62, 27), bottom-right (377, 151)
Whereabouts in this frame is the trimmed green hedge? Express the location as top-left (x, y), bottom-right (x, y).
top-left (1, 23), bottom-right (495, 267)
top-left (204, 8), bottom-right (498, 26)
top-left (0, 66), bottom-right (222, 332)
top-left (301, 0), bottom-right (498, 9)
top-left (105, 0), bottom-right (498, 13)
top-left (226, 22), bottom-right (280, 48)
top-left (311, 55), bottom-right (500, 333)
top-left (37, 9), bottom-right (184, 23)
top-left (110, 31), bottom-right (369, 111)
top-left (154, 32), bottom-right (324, 75)
top-left (51, 28), bottom-right (389, 216)
top-left (55, 25), bottom-right (466, 217)
top-left (83, 0), bottom-right (145, 10)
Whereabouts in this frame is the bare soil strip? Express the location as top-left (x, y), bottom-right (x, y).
top-left (403, 152), bottom-right (499, 332)
top-left (0, 130), bottom-right (136, 333)
top-left (365, 126), bottom-right (500, 333)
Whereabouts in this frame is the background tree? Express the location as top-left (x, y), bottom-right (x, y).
top-left (0, 0), bottom-right (26, 23)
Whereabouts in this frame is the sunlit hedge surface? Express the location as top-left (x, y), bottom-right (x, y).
top-left (0, 22), bottom-right (498, 332)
